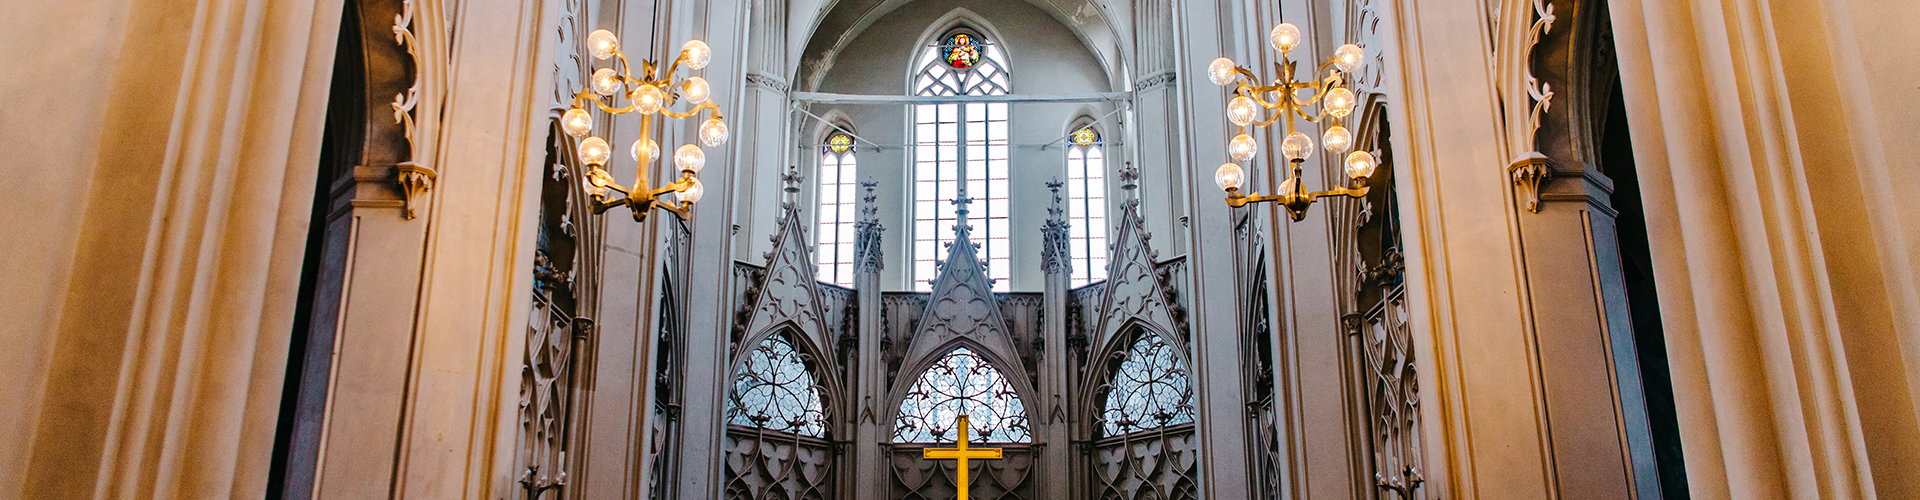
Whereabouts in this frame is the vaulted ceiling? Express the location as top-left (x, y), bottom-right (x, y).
top-left (788, 0), bottom-right (1130, 92)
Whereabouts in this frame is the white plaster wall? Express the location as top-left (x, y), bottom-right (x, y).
top-left (799, 0), bottom-right (1123, 292)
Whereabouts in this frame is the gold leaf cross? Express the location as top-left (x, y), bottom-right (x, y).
top-left (922, 415), bottom-right (1003, 500)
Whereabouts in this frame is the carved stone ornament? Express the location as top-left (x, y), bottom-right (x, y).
top-left (391, 0), bottom-right (433, 220)
top-left (1509, 151), bottom-right (1552, 213)
top-left (900, 210), bottom-right (1020, 367)
top-left (1091, 200), bottom-right (1186, 349)
top-left (736, 205), bottom-right (835, 358)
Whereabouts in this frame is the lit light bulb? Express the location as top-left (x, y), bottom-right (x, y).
top-left (592, 68), bottom-right (622, 96)
top-left (631, 138), bottom-right (658, 163)
top-left (588, 30), bottom-right (619, 60)
top-left (681, 76), bottom-right (710, 104)
top-left (699, 118), bottom-right (729, 147)
top-left (1281, 131), bottom-right (1313, 162)
top-left (1333, 44), bottom-right (1365, 73)
top-left (579, 136), bottom-right (612, 166)
top-left (632, 85), bottom-right (664, 115)
top-left (680, 177), bottom-right (705, 204)
top-left (1229, 133), bottom-right (1258, 163)
top-left (1344, 150), bottom-right (1378, 180)
top-left (682, 40), bottom-right (711, 70)
top-left (1215, 162), bottom-right (1245, 192)
top-left (674, 144), bottom-right (705, 173)
top-left (1322, 126), bottom-right (1353, 155)
top-left (561, 107), bottom-right (593, 137)
top-left (1269, 23), bottom-right (1301, 53)
top-left (1208, 57), bottom-right (1238, 86)
top-left (1228, 96), bottom-right (1258, 126)
top-left (1324, 87), bottom-right (1357, 118)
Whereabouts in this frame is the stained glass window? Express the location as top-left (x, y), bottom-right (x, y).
top-left (817, 133), bottom-right (858, 286)
top-left (1066, 127), bottom-right (1108, 287)
top-left (1101, 333), bottom-right (1194, 436)
top-left (943, 33), bottom-right (982, 69)
top-left (726, 334), bottom-right (828, 437)
top-left (894, 347), bottom-right (1031, 443)
top-left (913, 29), bottom-right (1009, 291)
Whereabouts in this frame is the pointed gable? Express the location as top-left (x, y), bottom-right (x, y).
top-left (736, 205), bottom-right (834, 356)
top-left (901, 212), bottom-right (1020, 366)
top-left (1093, 200), bottom-right (1186, 350)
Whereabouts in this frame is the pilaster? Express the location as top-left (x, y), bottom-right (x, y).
top-left (1037, 180), bottom-right (1073, 500)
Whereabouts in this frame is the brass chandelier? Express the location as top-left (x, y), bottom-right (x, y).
top-left (561, 29), bottom-right (730, 222)
top-left (1208, 23), bottom-right (1378, 221)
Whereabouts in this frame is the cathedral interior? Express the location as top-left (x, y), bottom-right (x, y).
top-left (3, 0), bottom-right (1917, 498)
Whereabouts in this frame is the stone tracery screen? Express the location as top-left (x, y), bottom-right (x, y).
top-left (1093, 331), bottom-right (1200, 500)
top-left (893, 347), bottom-right (1031, 443)
top-left (722, 333), bottom-right (833, 499)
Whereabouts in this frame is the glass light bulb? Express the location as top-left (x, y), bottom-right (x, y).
top-left (591, 68), bottom-right (622, 96)
top-left (579, 136), bottom-right (612, 166)
top-left (1281, 131), bottom-right (1313, 162)
top-left (1215, 162), bottom-right (1245, 191)
top-left (1322, 126), bottom-right (1353, 155)
top-left (585, 166), bottom-right (614, 188)
top-left (588, 30), bottom-right (619, 60)
top-left (1229, 133), bottom-right (1258, 163)
top-left (674, 144), bottom-right (705, 173)
top-left (1208, 57), bottom-right (1238, 86)
top-left (681, 76), bottom-right (710, 104)
top-left (561, 107), bottom-right (593, 137)
top-left (680, 177), bottom-right (705, 204)
top-left (1324, 87), bottom-right (1357, 118)
top-left (1279, 176), bottom-right (1299, 196)
top-left (1333, 44), bottom-right (1365, 73)
top-left (1344, 150), bottom-right (1378, 180)
top-left (631, 138), bottom-right (658, 163)
top-left (632, 85), bottom-right (664, 115)
top-left (1269, 23), bottom-right (1301, 53)
top-left (1228, 96), bottom-right (1258, 126)
top-left (699, 118), bottom-right (729, 147)
top-left (682, 40), bottom-right (711, 70)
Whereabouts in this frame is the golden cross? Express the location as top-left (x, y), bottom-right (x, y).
top-left (922, 415), bottom-right (1003, 500)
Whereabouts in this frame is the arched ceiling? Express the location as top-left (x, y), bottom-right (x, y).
top-left (788, 0), bottom-right (1130, 93)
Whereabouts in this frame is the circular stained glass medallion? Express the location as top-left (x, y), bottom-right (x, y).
top-left (943, 33), bottom-right (983, 69)
top-left (826, 133), bottom-right (854, 154)
top-left (1072, 127), bottom-right (1099, 147)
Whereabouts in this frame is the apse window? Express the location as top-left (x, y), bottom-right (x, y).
top-left (894, 347), bottom-right (1031, 443)
top-left (1066, 126), bottom-right (1109, 287)
top-left (911, 29), bottom-right (1010, 291)
top-left (816, 133), bottom-right (858, 287)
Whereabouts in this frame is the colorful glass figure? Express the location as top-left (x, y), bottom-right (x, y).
top-left (1072, 127), bottom-right (1099, 147)
top-left (943, 33), bottom-right (982, 69)
top-left (826, 133), bottom-right (855, 155)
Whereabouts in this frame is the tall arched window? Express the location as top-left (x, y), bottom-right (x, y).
top-left (817, 133), bottom-right (858, 287)
top-left (894, 347), bottom-right (1031, 443)
top-left (726, 333), bottom-right (828, 437)
top-left (912, 29), bottom-right (1010, 291)
top-left (1101, 332), bottom-right (1195, 436)
top-left (1065, 126), bottom-right (1108, 287)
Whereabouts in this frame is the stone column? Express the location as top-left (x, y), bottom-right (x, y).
top-left (851, 180), bottom-right (887, 498)
top-left (1037, 180), bottom-right (1073, 499)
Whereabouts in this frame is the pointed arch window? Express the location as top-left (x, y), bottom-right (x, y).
top-left (912, 28), bottom-right (1009, 291)
top-left (1066, 126), bottom-right (1109, 287)
top-left (817, 132), bottom-right (858, 287)
top-left (894, 347), bottom-right (1031, 443)
top-left (726, 333), bottom-right (828, 437)
top-left (1101, 333), bottom-right (1195, 436)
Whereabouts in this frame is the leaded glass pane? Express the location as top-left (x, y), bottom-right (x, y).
top-left (894, 347), bottom-right (1031, 443)
top-left (726, 334), bottom-right (828, 437)
top-left (1102, 333), bottom-right (1195, 436)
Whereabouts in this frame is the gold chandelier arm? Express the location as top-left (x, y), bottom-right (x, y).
top-left (659, 101), bottom-right (718, 120)
top-left (648, 175), bottom-right (695, 197)
top-left (1309, 184), bottom-right (1370, 199)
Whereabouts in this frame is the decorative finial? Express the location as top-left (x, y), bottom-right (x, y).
top-left (859, 178), bottom-right (879, 221)
top-left (1045, 179), bottom-right (1065, 221)
top-left (1119, 162), bottom-right (1140, 197)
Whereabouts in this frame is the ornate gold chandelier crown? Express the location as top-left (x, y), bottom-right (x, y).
top-left (1208, 23), bottom-right (1378, 221)
top-left (561, 29), bottom-right (730, 222)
